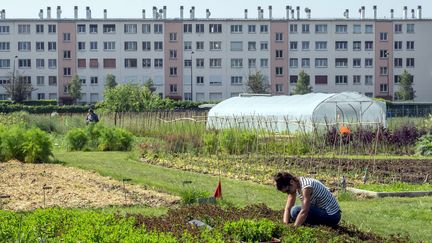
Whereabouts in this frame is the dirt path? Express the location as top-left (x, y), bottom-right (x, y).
top-left (0, 160), bottom-right (179, 211)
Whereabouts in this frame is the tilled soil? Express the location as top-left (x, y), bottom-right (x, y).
top-left (0, 160), bottom-right (179, 211)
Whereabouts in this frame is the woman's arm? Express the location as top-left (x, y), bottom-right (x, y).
top-left (294, 187), bottom-right (312, 227)
top-left (283, 192), bottom-right (296, 224)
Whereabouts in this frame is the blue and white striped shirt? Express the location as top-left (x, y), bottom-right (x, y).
top-left (297, 177), bottom-right (340, 215)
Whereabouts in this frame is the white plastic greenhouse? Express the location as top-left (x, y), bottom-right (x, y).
top-left (206, 92), bottom-right (386, 132)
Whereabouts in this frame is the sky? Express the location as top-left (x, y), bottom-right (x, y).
top-left (1, 0), bottom-right (431, 19)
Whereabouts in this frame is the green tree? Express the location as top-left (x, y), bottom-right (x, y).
top-left (292, 70), bottom-right (313, 95)
top-left (246, 71), bottom-right (269, 94)
top-left (143, 78), bottom-right (156, 93)
top-left (68, 75), bottom-right (82, 104)
top-left (395, 70), bottom-right (415, 101)
top-left (1, 71), bottom-right (36, 103)
top-left (104, 74), bottom-right (117, 91)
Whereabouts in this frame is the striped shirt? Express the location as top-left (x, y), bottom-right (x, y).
top-left (297, 177), bottom-right (340, 215)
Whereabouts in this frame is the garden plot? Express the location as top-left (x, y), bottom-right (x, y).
top-left (0, 160), bottom-right (179, 211)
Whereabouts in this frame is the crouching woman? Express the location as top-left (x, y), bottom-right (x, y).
top-left (274, 172), bottom-right (341, 227)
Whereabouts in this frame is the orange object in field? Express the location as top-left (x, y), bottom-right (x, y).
top-left (339, 126), bottom-right (351, 135)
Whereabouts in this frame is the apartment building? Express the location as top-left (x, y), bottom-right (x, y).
top-left (0, 5), bottom-right (430, 103)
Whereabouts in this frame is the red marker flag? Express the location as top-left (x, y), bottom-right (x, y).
top-left (213, 180), bottom-right (222, 198)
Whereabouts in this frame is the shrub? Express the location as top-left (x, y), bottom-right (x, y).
top-left (1, 126), bottom-right (26, 161)
top-left (224, 219), bottom-right (284, 242)
top-left (22, 128), bottom-right (53, 163)
top-left (98, 127), bottom-right (133, 151)
top-left (203, 132), bottom-right (219, 154)
top-left (415, 134), bottom-right (432, 156)
top-left (218, 129), bottom-right (258, 155)
top-left (179, 187), bottom-right (210, 205)
top-left (65, 128), bottom-right (88, 151)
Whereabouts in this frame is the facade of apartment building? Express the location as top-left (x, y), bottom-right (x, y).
top-left (0, 6), bottom-right (430, 103)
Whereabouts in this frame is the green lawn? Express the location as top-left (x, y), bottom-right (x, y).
top-left (54, 151), bottom-right (432, 242)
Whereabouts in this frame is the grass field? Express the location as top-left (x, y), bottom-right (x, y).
top-left (54, 151), bottom-right (432, 242)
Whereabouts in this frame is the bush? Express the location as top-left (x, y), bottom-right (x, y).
top-left (65, 128), bottom-right (88, 151)
top-left (224, 219), bottom-right (284, 242)
top-left (179, 186), bottom-right (210, 205)
top-left (98, 127), bottom-right (133, 151)
top-left (415, 134), bottom-right (432, 156)
top-left (203, 132), bottom-right (219, 154)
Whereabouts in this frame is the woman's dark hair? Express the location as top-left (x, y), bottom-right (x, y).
top-left (274, 172), bottom-right (298, 191)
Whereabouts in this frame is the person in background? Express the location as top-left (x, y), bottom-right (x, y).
top-left (274, 172), bottom-right (341, 227)
top-left (86, 109), bottom-right (99, 124)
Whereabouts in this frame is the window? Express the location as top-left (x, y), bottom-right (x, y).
top-left (302, 24), bottom-right (310, 33)
top-left (335, 75), bottom-right (348, 84)
top-left (77, 59), bottom-right (86, 68)
top-left (231, 58), bottom-right (243, 68)
top-left (103, 59), bottom-right (116, 68)
top-left (0, 42), bottom-right (10, 51)
top-left (353, 41), bottom-right (361, 51)
top-left (231, 76), bottom-right (243, 85)
top-left (20, 76), bottom-right (31, 84)
top-left (142, 58), bottom-right (151, 68)
top-left (230, 25), bottom-right (242, 33)
top-left (406, 24), bottom-right (415, 33)
top-left (103, 24), bottom-right (116, 33)
top-left (230, 41), bottom-right (243, 51)
top-left (289, 76), bottom-right (298, 84)
top-left (245, 42), bottom-right (256, 51)
top-left (406, 41), bottom-right (414, 50)
top-left (380, 67), bottom-right (388, 75)
top-left (63, 50), bottom-right (71, 59)
top-left (124, 41), bottom-right (137, 51)
top-left (89, 24), bottom-right (98, 33)
top-left (302, 41), bottom-right (310, 50)
top-left (196, 76), bottom-right (204, 84)
top-left (276, 50), bottom-right (283, 59)
top-left (183, 24), bottom-right (192, 33)
top-left (209, 24), bottom-right (222, 33)
top-left (169, 84), bottom-right (177, 93)
top-left (210, 41), bottom-right (222, 50)
top-left (260, 25), bottom-right (268, 33)
top-left (210, 58), bottom-right (222, 68)
top-left (260, 58), bottom-right (268, 67)
top-left (169, 32), bottom-right (177, 41)
top-left (169, 67), bottom-right (177, 76)
top-left (89, 59), bottom-right (98, 68)
top-left (48, 59), bottom-right (56, 68)
top-left (394, 58), bottom-right (403, 68)
top-left (48, 76), bottom-right (57, 86)
top-left (169, 50), bottom-right (177, 59)
top-left (335, 58), bottom-right (348, 67)
top-left (141, 24), bottom-right (151, 34)
top-left (36, 42), bottom-right (44, 51)
top-left (36, 59), bottom-right (44, 68)
top-left (154, 24), bottom-right (163, 33)
top-left (335, 41), bottom-right (348, 50)
top-left (36, 24), bottom-right (44, 33)
top-left (290, 42), bottom-right (298, 50)
top-left (276, 84), bottom-right (284, 92)
top-left (365, 58), bottom-right (373, 67)
top-left (90, 77), bottom-right (98, 84)
top-left (78, 42), bottom-right (86, 50)
top-left (0, 59), bottom-right (10, 68)
top-left (315, 24), bottom-right (327, 33)
top-left (196, 41), bottom-right (204, 50)
top-left (315, 58), bottom-right (328, 68)
top-left (63, 33), bottom-right (71, 42)
top-left (18, 42), bottom-right (31, 51)
top-left (315, 75), bottom-right (328, 85)
top-left (18, 59), bottom-right (31, 68)
top-left (80, 78), bottom-right (86, 85)
top-left (48, 42), bottom-right (56, 51)
top-left (124, 24), bottom-right (137, 33)
top-left (48, 24), bottom-right (57, 34)
top-left (248, 25), bottom-right (256, 33)
top-left (260, 42), bottom-right (268, 50)
top-left (154, 41), bottom-right (163, 51)
top-left (154, 59), bottom-right (163, 68)
top-left (36, 76), bottom-right (45, 85)
top-left (104, 41), bottom-right (115, 50)
top-left (37, 93), bottom-right (45, 100)
top-left (315, 41), bottom-right (327, 50)
top-left (353, 75), bottom-right (361, 85)
top-left (380, 84), bottom-right (388, 93)
top-left (0, 25), bottom-right (10, 34)
top-left (301, 58), bottom-right (310, 68)
top-left (289, 58), bottom-right (298, 68)
top-left (394, 24), bottom-right (402, 33)
top-left (18, 24), bottom-right (30, 34)
top-left (365, 25), bottom-right (373, 33)
top-left (63, 67), bottom-right (71, 76)
top-left (394, 41), bottom-right (402, 50)
top-left (196, 58), bottom-right (204, 67)
top-left (0, 77), bottom-right (10, 85)
top-left (380, 32), bottom-right (388, 41)
top-left (365, 41), bottom-right (373, 51)
top-left (77, 24), bottom-right (86, 33)
top-left (335, 25), bottom-right (347, 33)
top-left (209, 93), bottom-right (223, 101)
top-left (248, 58), bottom-right (256, 68)
top-left (124, 58), bottom-right (137, 68)
top-left (184, 60), bottom-right (191, 67)
top-left (196, 24), bottom-right (204, 33)
top-left (353, 24), bottom-right (361, 33)
top-left (275, 32), bottom-right (283, 41)
top-left (90, 41), bottom-right (98, 50)
top-left (289, 24), bottom-right (297, 33)
top-left (276, 67), bottom-right (283, 75)
top-left (380, 49), bottom-right (388, 58)
top-left (406, 58), bottom-right (415, 67)
top-left (365, 75), bottom-right (373, 85)
top-left (353, 58), bottom-right (361, 68)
